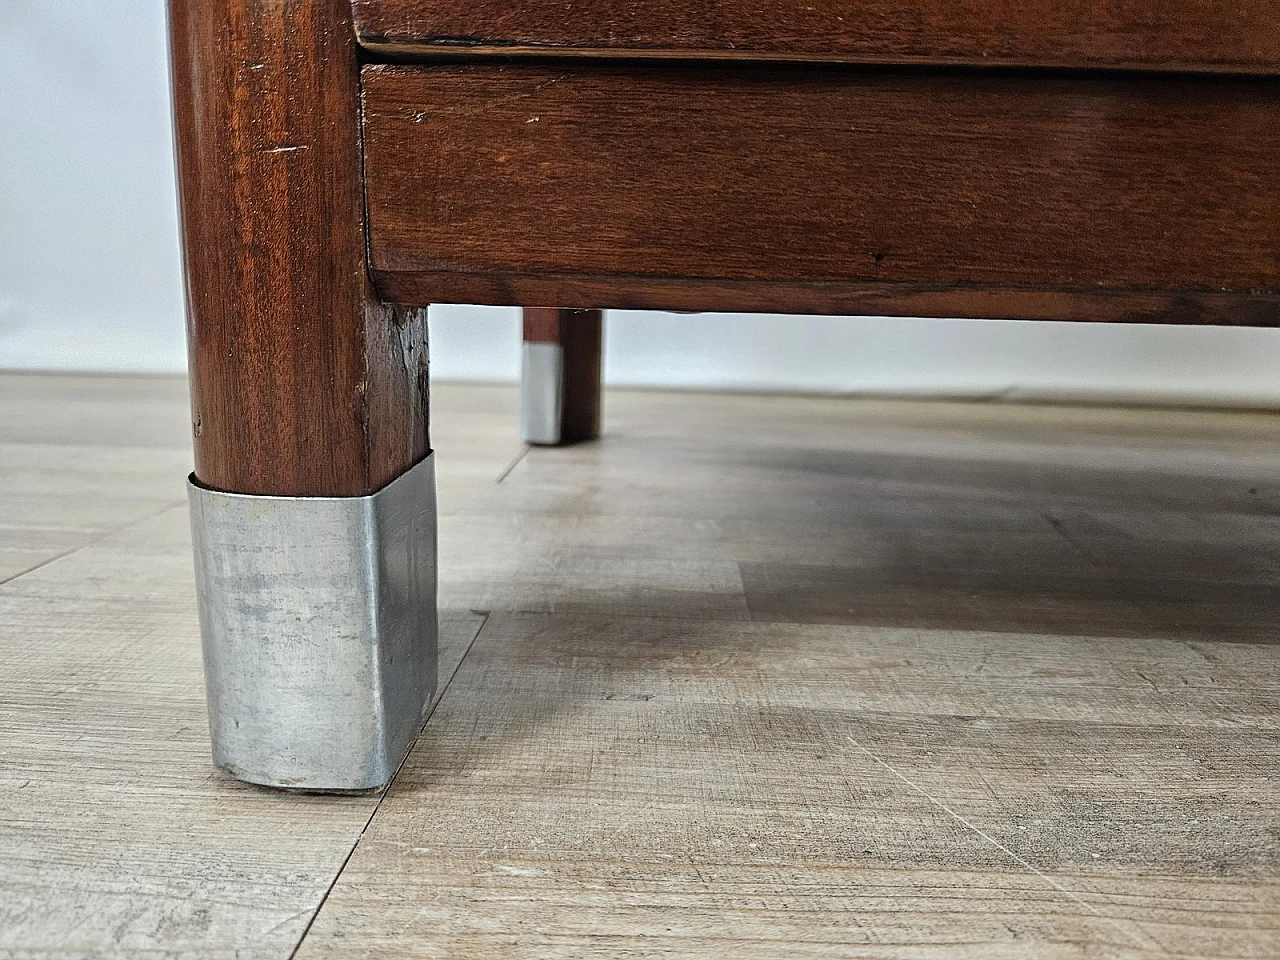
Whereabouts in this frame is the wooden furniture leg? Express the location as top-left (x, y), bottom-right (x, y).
top-left (521, 308), bottom-right (604, 445)
top-left (170, 0), bottom-right (437, 791)
top-left (167, 0), bottom-right (1280, 795)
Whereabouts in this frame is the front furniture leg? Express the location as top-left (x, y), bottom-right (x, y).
top-left (521, 308), bottom-right (604, 445)
top-left (170, 0), bottom-right (436, 790)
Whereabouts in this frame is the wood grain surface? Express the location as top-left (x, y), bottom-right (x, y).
top-left (353, 0), bottom-right (1280, 75)
top-left (0, 375), bottom-right (494, 957)
top-left (362, 65), bottom-right (1280, 325)
top-left (524, 308), bottom-right (603, 444)
top-left (170, 0), bottom-right (428, 497)
top-left (0, 513), bottom-right (486, 957)
top-left (296, 611), bottom-right (1280, 957)
top-left (302, 387), bottom-right (1280, 958)
top-left (5, 376), bottom-right (1280, 956)
top-left (0, 374), bottom-right (191, 583)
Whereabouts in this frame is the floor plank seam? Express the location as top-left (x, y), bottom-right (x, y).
top-left (844, 735), bottom-right (1169, 955)
top-left (286, 610), bottom-right (492, 959)
top-left (0, 498), bottom-right (188, 589)
top-left (470, 607), bottom-right (1253, 648)
top-left (494, 446), bottom-right (529, 484)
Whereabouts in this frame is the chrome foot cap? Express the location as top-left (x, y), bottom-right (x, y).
top-left (188, 454), bottom-right (439, 791)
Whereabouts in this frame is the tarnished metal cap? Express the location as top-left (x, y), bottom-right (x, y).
top-left (188, 454), bottom-right (438, 791)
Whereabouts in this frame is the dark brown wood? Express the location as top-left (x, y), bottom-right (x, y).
top-left (362, 65), bottom-right (1280, 325)
top-left (387, 274), bottom-right (1280, 328)
top-left (524, 308), bottom-right (603, 443)
top-left (522, 307), bottom-right (569, 345)
top-left (170, 0), bottom-right (428, 497)
top-left (354, 0), bottom-right (1280, 75)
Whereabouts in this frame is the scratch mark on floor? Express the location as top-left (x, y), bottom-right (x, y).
top-left (844, 735), bottom-right (1167, 955)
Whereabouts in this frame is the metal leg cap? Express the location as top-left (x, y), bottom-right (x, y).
top-left (188, 454), bottom-right (439, 791)
top-left (521, 341), bottom-right (564, 445)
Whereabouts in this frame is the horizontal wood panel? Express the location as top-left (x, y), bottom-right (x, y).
top-left (379, 273), bottom-right (1280, 326)
top-left (362, 65), bottom-right (1280, 324)
top-left (354, 0), bottom-right (1280, 75)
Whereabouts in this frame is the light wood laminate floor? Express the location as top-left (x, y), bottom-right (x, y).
top-left (1, 372), bottom-right (1277, 958)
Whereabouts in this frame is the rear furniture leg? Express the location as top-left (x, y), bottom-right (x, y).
top-left (169, 0), bottom-right (436, 790)
top-left (521, 308), bottom-right (604, 445)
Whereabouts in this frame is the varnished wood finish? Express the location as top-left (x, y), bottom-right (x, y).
top-left (521, 307), bottom-right (573, 345)
top-left (362, 65), bottom-right (1280, 325)
top-left (354, 0), bottom-right (1280, 75)
top-left (389, 274), bottom-right (1280, 327)
top-left (524, 308), bottom-right (603, 444)
top-left (170, 0), bottom-right (428, 497)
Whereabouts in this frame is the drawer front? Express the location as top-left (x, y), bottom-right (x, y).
top-left (355, 0), bottom-right (1280, 75)
top-left (361, 64), bottom-right (1280, 324)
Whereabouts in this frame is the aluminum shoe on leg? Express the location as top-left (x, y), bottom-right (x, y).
top-left (521, 340), bottom-right (565, 446)
top-left (187, 453), bottom-right (438, 791)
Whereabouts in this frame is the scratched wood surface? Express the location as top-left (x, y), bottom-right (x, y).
top-left (3, 375), bottom-right (1279, 957)
top-left (331, 386), bottom-right (1279, 957)
top-left (295, 613), bottom-right (1280, 958)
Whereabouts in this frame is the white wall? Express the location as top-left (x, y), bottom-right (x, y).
top-left (3, 0), bottom-right (1278, 407)
top-left (432, 306), bottom-right (1280, 407)
top-left (0, 1), bottom-right (186, 372)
